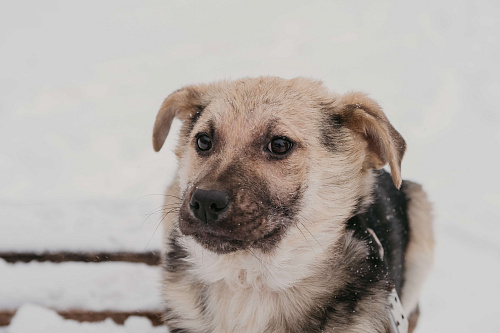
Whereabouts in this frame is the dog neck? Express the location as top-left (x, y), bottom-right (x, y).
top-left (179, 217), bottom-right (344, 292)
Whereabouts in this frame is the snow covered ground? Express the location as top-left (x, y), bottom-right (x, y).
top-left (0, 260), bottom-right (161, 312)
top-left (1, 1), bottom-right (500, 332)
top-left (1, 304), bottom-right (164, 333)
top-left (0, 200), bottom-right (162, 253)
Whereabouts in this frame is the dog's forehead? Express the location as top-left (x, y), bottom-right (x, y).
top-left (214, 100), bottom-right (303, 128)
top-left (201, 83), bottom-right (324, 141)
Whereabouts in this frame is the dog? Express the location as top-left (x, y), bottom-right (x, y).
top-left (152, 77), bottom-right (434, 333)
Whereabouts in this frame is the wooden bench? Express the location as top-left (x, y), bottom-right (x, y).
top-left (0, 251), bottom-right (163, 327)
top-left (0, 200), bottom-right (167, 329)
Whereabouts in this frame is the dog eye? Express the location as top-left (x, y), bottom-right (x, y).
top-left (196, 133), bottom-right (212, 151)
top-left (267, 137), bottom-right (293, 155)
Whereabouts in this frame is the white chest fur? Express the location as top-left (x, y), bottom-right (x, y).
top-left (205, 281), bottom-right (280, 333)
top-left (178, 227), bottom-right (339, 333)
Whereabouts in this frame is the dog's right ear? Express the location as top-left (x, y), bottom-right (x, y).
top-left (333, 92), bottom-right (406, 189)
top-left (152, 85), bottom-right (208, 152)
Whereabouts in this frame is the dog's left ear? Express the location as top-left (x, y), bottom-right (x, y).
top-left (335, 92), bottom-right (406, 189)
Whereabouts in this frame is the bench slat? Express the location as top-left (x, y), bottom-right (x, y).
top-left (0, 310), bottom-right (163, 327)
top-left (0, 251), bottom-right (161, 266)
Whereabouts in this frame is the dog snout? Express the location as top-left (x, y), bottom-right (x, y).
top-left (189, 189), bottom-right (230, 223)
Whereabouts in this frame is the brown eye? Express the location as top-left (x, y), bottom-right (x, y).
top-left (196, 134), bottom-right (212, 151)
top-left (267, 137), bottom-right (293, 155)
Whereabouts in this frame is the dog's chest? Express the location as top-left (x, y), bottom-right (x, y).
top-left (185, 253), bottom-right (317, 332)
top-left (178, 225), bottom-right (347, 332)
top-left (181, 236), bottom-right (329, 332)
top-left (205, 282), bottom-right (281, 333)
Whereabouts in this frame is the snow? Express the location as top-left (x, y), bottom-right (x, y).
top-left (1, 0), bottom-right (500, 332)
top-left (420, 225), bottom-right (500, 332)
top-left (0, 200), bottom-right (162, 253)
top-left (0, 259), bottom-right (162, 312)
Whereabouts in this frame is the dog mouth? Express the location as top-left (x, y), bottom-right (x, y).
top-left (181, 219), bottom-right (286, 254)
top-left (191, 230), bottom-right (247, 253)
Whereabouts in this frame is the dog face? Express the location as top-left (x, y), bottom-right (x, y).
top-left (153, 77), bottom-right (405, 254)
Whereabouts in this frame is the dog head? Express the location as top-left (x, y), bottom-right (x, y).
top-left (153, 77), bottom-right (405, 254)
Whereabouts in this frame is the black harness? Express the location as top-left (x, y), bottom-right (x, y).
top-left (347, 170), bottom-right (411, 333)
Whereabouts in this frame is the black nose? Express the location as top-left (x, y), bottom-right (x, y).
top-left (189, 189), bottom-right (230, 223)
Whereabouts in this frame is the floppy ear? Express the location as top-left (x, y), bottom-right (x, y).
top-left (152, 85), bottom-right (208, 152)
top-left (335, 92), bottom-right (406, 189)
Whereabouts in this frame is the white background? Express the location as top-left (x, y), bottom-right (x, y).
top-left (1, 1), bottom-right (500, 332)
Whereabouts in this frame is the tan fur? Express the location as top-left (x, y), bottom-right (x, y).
top-left (153, 85), bottom-right (209, 152)
top-left (407, 306), bottom-right (420, 333)
top-left (333, 92), bottom-right (407, 188)
top-left (401, 182), bottom-right (435, 315)
top-left (153, 77), bottom-right (432, 333)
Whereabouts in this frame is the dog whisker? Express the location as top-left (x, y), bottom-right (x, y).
top-left (144, 208), bottom-right (180, 251)
top-left (135, 193), bottom-right (183, 202)
top-left (294, 222), bottom-right (317, 257)
top-left (245, 248), bottom-right (273, 278)
top-left (140, 205), bottom-right (181, 228)
top-left (298, 218), bottom-right (326, 252)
